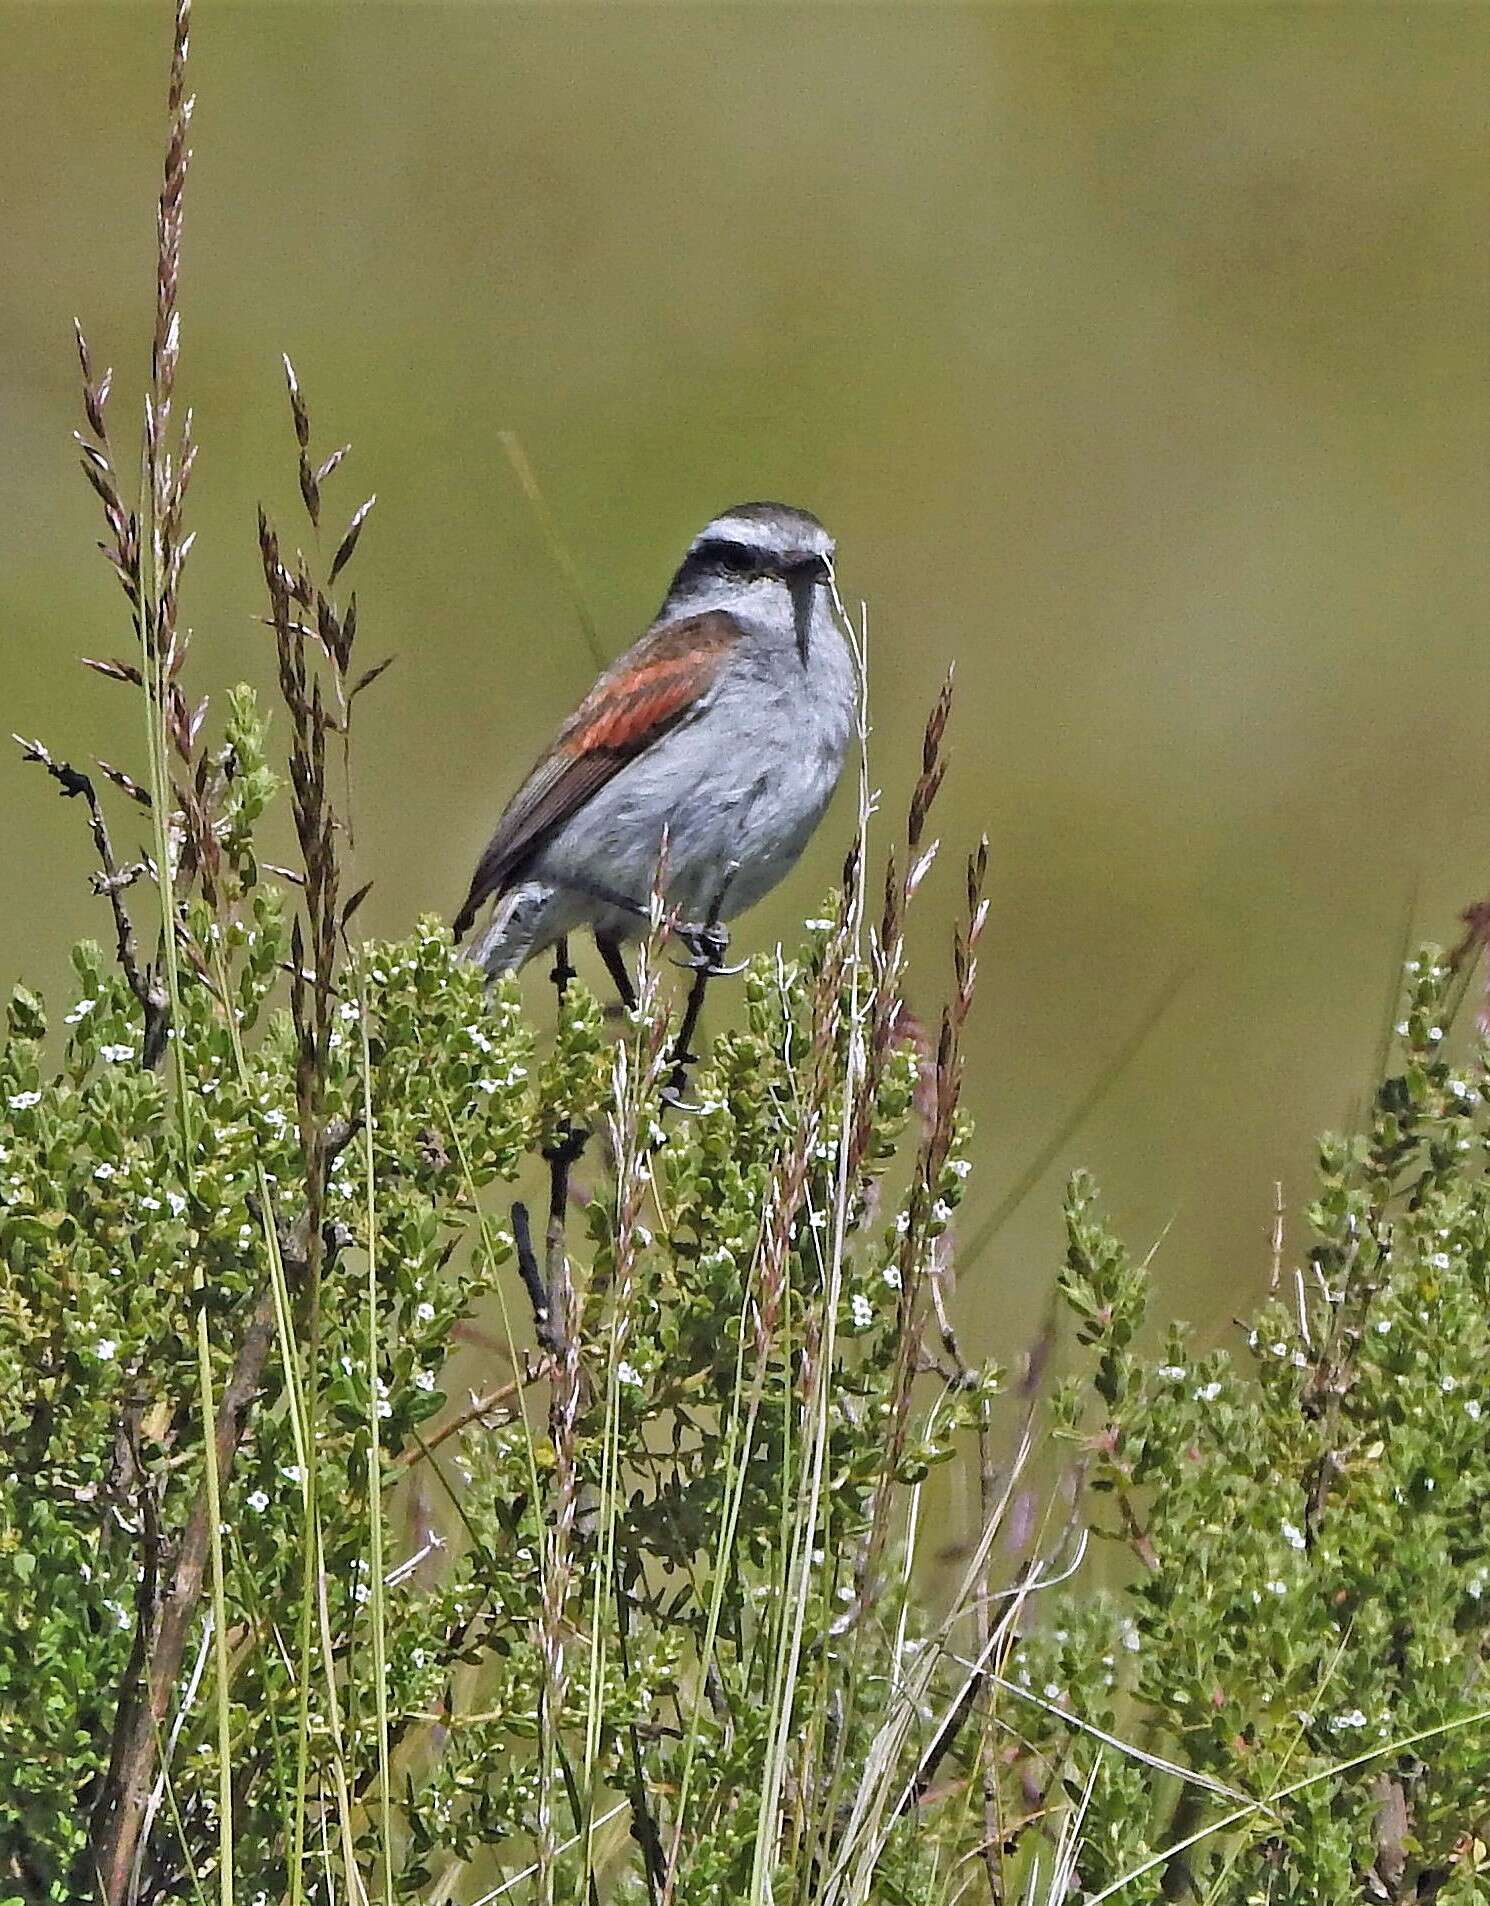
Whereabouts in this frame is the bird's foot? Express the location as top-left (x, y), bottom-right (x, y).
top-left (658, 1079), bottom-right (703, 1117)
top-left (671, 919), bottom-right (746, 978)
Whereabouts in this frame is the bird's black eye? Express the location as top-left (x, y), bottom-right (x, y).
top-left (697, 538), bottom-right (762, 574)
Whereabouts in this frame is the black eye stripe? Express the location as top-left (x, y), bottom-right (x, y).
top-left (671, 538), bottom-right (827, 595)
top-left (697, 538), bottom-right (764, 572)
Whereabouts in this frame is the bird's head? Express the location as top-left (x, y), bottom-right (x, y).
top-left (665, 502), bottom-right (836, 658)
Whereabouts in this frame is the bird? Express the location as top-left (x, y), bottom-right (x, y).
top-left (453, 501), bottom-right (857, 1004)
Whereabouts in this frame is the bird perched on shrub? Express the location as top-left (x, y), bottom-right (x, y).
top-left (454, 502), bottom-right (856, 1001)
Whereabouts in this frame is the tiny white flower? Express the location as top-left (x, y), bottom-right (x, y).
top-left (948, 1158), bottom-right (972, 1179)
top-left (468, 1026), bottom-right (493, 1052)
top-left (1281, 1519), bottom-right (1306, 1552)
top-left (1157, 1364), bottom-right (1186, 1383)
top-left (281, 1463), bottom-right (304, 1485)
top-left (411, 1647), bottom-right (427, 1668)
top-left (1330, 1708), bottom-right (1368, 1731)
top-left (247, 1489), bottom-right (269, 1513)
top-left (851, 1293), bottom-right (874, 1330)
top-left (93, 1163), bottom-right (116, 1181)
top-left (1271, 1341), bottom-right (1289, 1358)
top-left (804, 917), bottom-right (834, 932)
top-left (1430, 1025), bottom-right (1445, 1042)
top-left (1195, 1381), bottom-right (1222, 1403)
top-left (94, 1338), bottom-right (118, 1361)
top-left (1267, 1579), bottom-right (1288, 1596)
top-left (882, 1265), bottom-right (902, 1291)
top-left (7, 1091), bottom-right (40, 1110)
top-left (1394, 1020), bottom-right (1410, 1037)
top-left (1376, 1319), bottom-right (1392, 1334)
top-left (65, 999), bottom-right (97, 1023)
top-left (415, 1301), bottom-right (436, 1324)
top-left (1431, 1252), bottom-right (1452, 1271)
top-left (1467, 1399), bottom-right (1482, 1422)
top-left (378, 1397), bottom-right (393, 1418)
top-left (167, 1191), bottom-right (187, 1217)
top-left (1119, 1623), bottom-right (1140, 1653)
top-left (1441, 1375), bottom-right (1457, 1393)
top-left (617, 1360), bottom-right (643, 1389)
top-left (339, 1000), bottom-right (360, 1022)
top-left (476, 1077), bottom-right (500, 1095)
top-left (415, 1369), bottom-right (436, 1393)
top-left (100, 1043), bottom-right (134, 1064)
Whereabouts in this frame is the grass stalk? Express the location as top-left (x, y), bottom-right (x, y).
top-left (357, 974), bottom-right (396, 1900)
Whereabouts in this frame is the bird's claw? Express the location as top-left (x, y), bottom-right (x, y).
top-left (671, 920), bottom-right (744, 978)
top-left (670, 951), bottom-right (747, 977)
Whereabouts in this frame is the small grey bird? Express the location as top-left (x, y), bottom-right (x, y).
top-left (453, 502), bottom-right (856, 998)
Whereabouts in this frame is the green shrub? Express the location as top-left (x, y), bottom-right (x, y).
top-left (5, 9), bottom-right (1489, 1903)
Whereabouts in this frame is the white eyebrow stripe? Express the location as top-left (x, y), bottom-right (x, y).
top-left (691, 514), bottom-right (834, 558)
top-left (695, 516), bottom-right (783, 549)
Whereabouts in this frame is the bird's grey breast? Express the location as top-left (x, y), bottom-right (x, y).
top-left (726, 593), bottom-right (856, 763)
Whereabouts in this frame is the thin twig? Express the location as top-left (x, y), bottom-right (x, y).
top-left (543, 937), bottom-right (587, 1355)
top-left (397, 1358), bottom-right (554, 1470)
top-left (14, 739), bottom-right (170, 1066)
top-left (513, 1201), bottom-right (566, 1358)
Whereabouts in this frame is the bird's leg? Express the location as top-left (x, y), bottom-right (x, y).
top-left (550, 935), bottom-right (577, 997)
top-left (595, 932), bottom-right (638, 1013)
top-left (663, 866), bottom-right (742, 1115)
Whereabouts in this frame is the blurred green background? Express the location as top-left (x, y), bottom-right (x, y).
top-left (3, 2), bottom-right (1486, 1368)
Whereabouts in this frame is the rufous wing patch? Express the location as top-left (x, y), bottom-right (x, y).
top-left (453, 611), bottom-right (742, 939)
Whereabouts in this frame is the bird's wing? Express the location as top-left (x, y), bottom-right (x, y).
top-left (453, 610), bottom-right (743, 939)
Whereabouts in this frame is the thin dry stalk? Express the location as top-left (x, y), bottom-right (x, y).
top-left (584, 911), bottom-right (674, 1894)
top-left (859, 833), bottom-right (988, 1608)
top-left (533, 943), bottom-right (587, 1905)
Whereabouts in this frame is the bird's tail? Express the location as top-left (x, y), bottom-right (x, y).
top-left (460, 880), bottom-right (550, 978)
